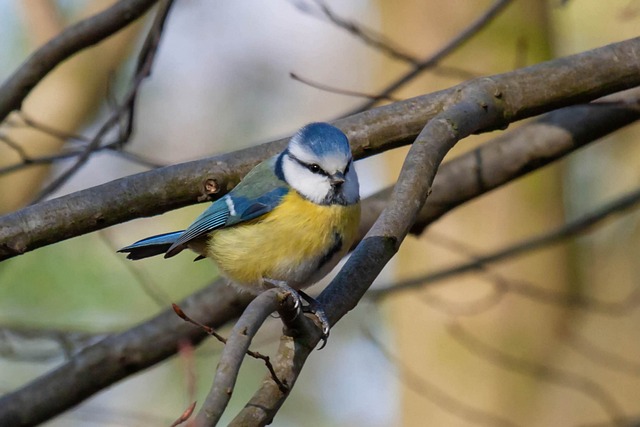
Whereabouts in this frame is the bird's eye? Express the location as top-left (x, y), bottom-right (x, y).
top-left (309, 164), bottom-right (321, 173)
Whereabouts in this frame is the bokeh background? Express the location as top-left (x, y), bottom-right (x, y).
top-left (0, 1), bottom-right (639, 426)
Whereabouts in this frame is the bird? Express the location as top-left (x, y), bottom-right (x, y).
top-left (119, 122), bottom-right (360, 339)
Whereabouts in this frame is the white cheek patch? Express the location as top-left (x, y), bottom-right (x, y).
top-left (282, 156), bottom-right (331, 204)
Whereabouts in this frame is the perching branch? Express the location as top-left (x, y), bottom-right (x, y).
top-left (0, 0), bottom-right (160, 124)
top-left (1, 40), bottom-right (640, 426)
top-left (231, 74), bottom-right (508, 425)
top-left (1, 37), bottom-right (639, 261)
top-left (193, 289), bottom-right (297, 426)
top-left (0, 280), bottom-right (251, 427)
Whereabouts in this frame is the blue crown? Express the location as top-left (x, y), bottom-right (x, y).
top-left (295, 123), bottom-right (351, 159)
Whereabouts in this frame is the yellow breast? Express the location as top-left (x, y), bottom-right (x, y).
top-left (206, 190), bottom-right (360, 291)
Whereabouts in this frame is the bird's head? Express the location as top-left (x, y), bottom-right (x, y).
top-left (278, 123), bottom-right (359, 206)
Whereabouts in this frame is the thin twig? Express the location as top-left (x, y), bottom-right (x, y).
top-left (170, 401), bottom-right (197, 427)
top-left (290, 72), bottom-right (400, 102)
top-left (447, 322), bottom-right (625, 425)
top-left (0, 0), bottom-right (160, 123)
top-left (29, 0), bottom-right (176, 203)
top-left (193, 289), bottom-right (295, 426)
top-left (0, 133), bottom-right (30, 162)
top-left (172, 302), bottom-right (288, 394)
top-left (362, 325), bottom-right (520, 427)
top-left (370, 186), bottom-right (640, 299)
top-left (12, 111), bottom-right (93, 144)
top-left (344, 0), bottom-right (513, 115)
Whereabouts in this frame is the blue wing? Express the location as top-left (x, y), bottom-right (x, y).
top-left (164, 156), bottom-right (288, 257)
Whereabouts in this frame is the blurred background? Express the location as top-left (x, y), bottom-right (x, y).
top-left (0, 0), bottom-right (639, 426)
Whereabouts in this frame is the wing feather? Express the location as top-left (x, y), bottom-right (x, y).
top-left (165, 155), bottom-right (288, 257)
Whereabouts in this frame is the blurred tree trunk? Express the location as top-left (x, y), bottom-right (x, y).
top-left (0, 0), bottom-right (144, 212)
top-left (546, 0), bottom-right (640, 420)
top-left (376, 1), bottom-right (576, 425)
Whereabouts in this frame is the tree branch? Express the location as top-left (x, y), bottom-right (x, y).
top-left (1, 37), bottom-right (639, 261)
top-left (194, 289), bottom-right (296, 426)
top-left (231, 77), bottom-right (507, 425)
top-left (0, 0), bottom-right (160, 124)
top-left (370, 183), bottom-right (640, 299)
top-left (29, 0), bottom-right (176, 204)
top-left (344, 0), bottom-right (514, 116)
top-left (1, 40), bottom-right (640, 425)
top-left (0, 281), bottom-right (251, 427)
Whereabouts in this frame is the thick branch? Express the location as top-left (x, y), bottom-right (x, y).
top-left (1, 37), bottom-right (639, 261)
top-left (1, 44), bottom-right (640, 425)
top-left (233, 82), bottom-right (507, 424)
top-left (0, 0), bottom-right (159, 123)
top-left (368, 86), bottom-right (640, 235)
top-left (0, 281), bottom-right (251, 427)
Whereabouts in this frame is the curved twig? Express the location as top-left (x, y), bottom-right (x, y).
top-left (194, 289), bottom-right (295, 426)
top-left (370, 184), bottom-right (640, 301)
top-left (344, 0), bottom-right (514, 115)
top-left (1, 42), bottom-right (640, 425)
top-left (232, 77), bottom-right (507, 425)
top-left (1, 37), bottom-right (639, 261)
top-left (0, 0), bottom-right (160, 124)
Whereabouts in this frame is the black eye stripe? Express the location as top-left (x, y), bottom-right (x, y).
top-left (288, 152), bottom-right (328, 176)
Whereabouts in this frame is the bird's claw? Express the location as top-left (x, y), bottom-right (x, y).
top-left (264, 279), bottom-right (331, 349)
top-left (298, 290), bottom-right (330, 349)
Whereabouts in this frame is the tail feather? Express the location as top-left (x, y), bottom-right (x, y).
top-left (118, 231), bottom-right (184, 260)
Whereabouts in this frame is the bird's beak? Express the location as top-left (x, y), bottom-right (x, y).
top-left (330, 171), bottom-right (345, 187)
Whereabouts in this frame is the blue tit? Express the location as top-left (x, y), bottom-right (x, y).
top-left (119, 123), bottom-right (360, 308)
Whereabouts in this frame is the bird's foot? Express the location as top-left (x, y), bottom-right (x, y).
top-left (264, 279), bottom-right (302, 312)
top-left (298, 290), bottom-right (330, 349)
top-left (264, 279), bottom-right (330, 349)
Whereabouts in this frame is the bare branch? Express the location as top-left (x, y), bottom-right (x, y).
top-left (362, 326), bottom-right (520, 427)
top-left (370, 185), bottom-right (640, 300)
top-left (447, 323), bottom-right (625, 425)
top-left (290, 72), bottom-right (400, 102)
top-left (1, 41), bottom-right (640, 425)
top-left (0, 280), bottom-right (251, 427)
top-left (194, 289), bottom-right (296, 426)
top-left (344, 0), bottom-right (514, 115)
top-left (0, 0), bottom-right (160, 124)
top-left (29, 0), bottom-right (176, 204)
top-left (2, 37), bottom-right (639, 261)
